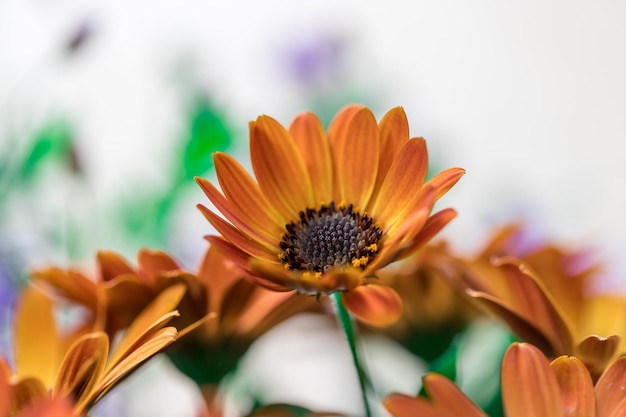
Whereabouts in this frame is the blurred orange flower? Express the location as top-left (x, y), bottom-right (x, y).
top-left (458, 224), bottom-right (623, 378)
top-left (384, 342), bottom-right (626, 417)
top-left (168, 245), bottom-right (321, 394)
top-left (32, 248), bottom-right (208, 338)
top-left (1, 284), bottom-right (186, 415)
top-left (196, 105), bottom-right (464, 326)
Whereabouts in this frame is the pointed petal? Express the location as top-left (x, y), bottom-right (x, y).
top-left (374, 106), bottom-right (410, 189)
top-left (137, 249), bottom-right (180, 284)
top-left (550, 355), bottom-right (595, 417)
top-left (196, 178), bottom-right (281, 247)
top-left (422, 373), bottom-right (488, 417)
top-left (14, 286), bottom-right (59, 387)
top-left (466, 289), bottom-right (563, 357)
top-left (250, 116), bottom-right (314, 219)
top-left (289, 112), bottom-right (333, 205)
top-left (0, 369), bottom-right (7, 417)
top-left (197, 205), bottom-right (277, 261)
top-left (212, 153), bottom-right (286, 233)
top-left (53, 332), bottom-right (109, 403)
top-left (204, 235), bottom-right (255, 273)
top-left (596, 356), bottom-right (626, 417)
top-left (369, 138), bottom-right (428, 224)
top-left (328, 107), bottom-right (380, 208)
top-left (425, 167), bottom-right (466, 200)
top-left (97, 251), bottom-right (134, 281)
top-left (501, 343), bottom-right (563, 417)
top-left (341, 284), bottom-right (402, 327)
top-left (105, 284), bottom-right (185, 371)
top-left (395, 208), bottom-right (458, 261)
top-left (83, 327), bottom-right (178, 410)
top-left (576, 335), bottom-right (621, 381)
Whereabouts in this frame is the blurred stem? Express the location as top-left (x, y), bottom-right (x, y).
top-left (332, 292), bottom-right (372, 417)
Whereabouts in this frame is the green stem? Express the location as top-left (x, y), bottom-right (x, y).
top-left (332, 292), bottom-right (372, 417)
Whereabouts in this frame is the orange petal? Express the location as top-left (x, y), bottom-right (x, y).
top-left (197, 205), bottom-right (276, 261)
top-left (501, 343), bottom-right (563, 417)
top-left (14, 286), bottom-right (60, 388)
top-left (289, 111), bottom-right (334, 205)
top-left (395, 208), bottom-right (458, 261)
top-left (21, 397), bottom-right (76, 417)
top-left (425, 167), bottom-right (466, 200)
top-left (251, 259), bottom-right (348, 295)
top-left (550, 355), bottom-right (595, 417)
top-left (596, 356), bottom-right (626, 417)
top-left (10, 377), bottom-right (48, 414)
top-left (196, 178), bottom-right (280, 247)
top-left (341, 284), bottom-right (402, 327)
top-left (53, 332), bottom-right (109, 403)
top-left (30, 268), bottom-right (98, 310)
top-left (466, 289), bottom-right (562, 357)
top-left (0, 366), bottom-right (8, 417)
top-left (105, 284), bottom-right (185, 371)
top-left (328, 107), bottom-right (379, 208)
top-left (369, 138), bottom-right (428, 225)
top-left (85, 327), bottom-right (178, 410)
top-left (137, 249), bottom-right (180, 284)
top-left (576, 335), bottom-right (621, 381)
top-left (212, 153), bottom-right (285, 234)
top-left (97, 251), bottom-right (134, 281)
top-left (203, 235), bottom-right (254, 273)
top-left (384, 393), bottom-right (440, 417)
top-left (422, 373), bottom-right (488, 417)
top-left (483, 258), bottom-right (575, 356)
top-left (372, 106), bottom-right (410, 195)
top-left (250, 115), bottom-right (314, 219)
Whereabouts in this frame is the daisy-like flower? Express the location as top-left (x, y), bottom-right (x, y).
top-left (1, 283), bottom-right (187, 415)
top-left (384, 342), bottom-right (626, 417)
top-left (456, 224), bottom-right (622, 378)
top-left (168, 245), bottom-right (321, 393)
top-left (32, 248), bottom-right (208, 338)
top-left (196, 105), bottom-right (464, 326)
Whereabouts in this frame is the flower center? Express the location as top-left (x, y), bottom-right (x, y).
top-left (279, 202), bottom-right (382, 273)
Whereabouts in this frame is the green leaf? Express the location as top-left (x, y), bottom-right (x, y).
top-left (18, 119), bottom-right (75, 182)
top-left (181, 100), bottom-right (231, 180)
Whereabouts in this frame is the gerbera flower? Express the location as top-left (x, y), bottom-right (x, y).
top-left (1, 283), bottom-right (186, 415)
top-left (196, 105), bottom-right (464, 326)
top-left (384, 342), bottom-right (626, 417)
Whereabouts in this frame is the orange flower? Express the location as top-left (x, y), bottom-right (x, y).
top-left (384, 342), bottom-right (626, 417)
top-left (458, 224), bottom-right (622, 378)
top-left (168, 245), bottom-right (321, 389)
top-left (196, 105), bottom-right (464, 326)
top-left (1, 284), bottom-right (186, 415)
top-left (32, 248), bottom-right (208, 338)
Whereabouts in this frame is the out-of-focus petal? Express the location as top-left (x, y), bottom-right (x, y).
top-left (596, 356), bottom-right (626, 417)
top-left (97, 251), bottom-right (134, 281)
top-left (14, 286), bottom-right (60, 388)
top-left (10, 377), bottom-right (48, 414)
top-left (550, 355), bottom-right (595, 417)
top-left (384, 393), bottom-right (440, 417)
top-left (137, 249), bottom-right (180, 284)
top-left (576, 335), bottom-right (621, 381)
top-left (501, 343), bottom-right (563, 417)
top-left (53, 332), bottom-right (108, 403)
top-left (422, 373), bottom-right (488, 417)
top-left (341, 284), bottom-right (402, 327)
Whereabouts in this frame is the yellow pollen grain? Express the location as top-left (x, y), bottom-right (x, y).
top-left (302, 271), bottom-right (322, 280)
top-left (351, 256), bottom-right (369, 268)
top-left (366, 243), bottom-right (378, 252)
